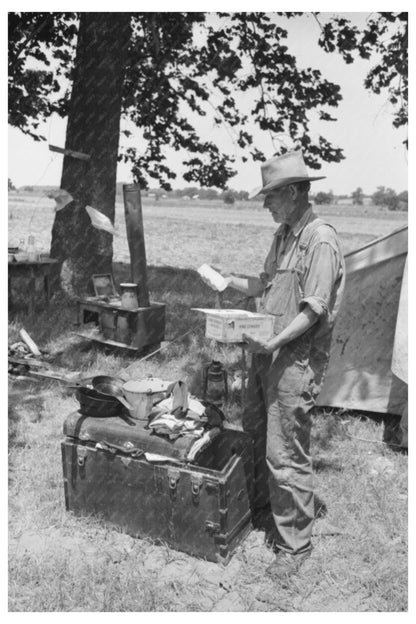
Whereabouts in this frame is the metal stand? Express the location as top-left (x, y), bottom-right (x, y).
top-left (240, 343), bottom-right (247, 412)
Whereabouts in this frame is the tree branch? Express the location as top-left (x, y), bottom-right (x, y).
top-left (311, 12), bottom-right (324, 33)
top-left (13, 16), bottom-right (51, 61)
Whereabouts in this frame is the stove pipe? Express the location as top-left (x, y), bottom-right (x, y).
top-left (122, 184), bottom-right (150, 307)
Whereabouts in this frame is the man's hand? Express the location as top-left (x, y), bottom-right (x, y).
top-left (242, 306), bottom-right (320, 355)
top-left (198, 267), bottom-right (231, 292)
top-left (242, 333), bottom-right (274, 354)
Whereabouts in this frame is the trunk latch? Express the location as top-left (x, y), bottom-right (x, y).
top-left (167, 468), bottom-right (180, 499)
top-left (77, 446), bottom-right (88, 467)
top-left (191, 474), bottom-right (204, 499)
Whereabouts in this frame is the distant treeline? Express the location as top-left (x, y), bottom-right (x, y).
top-left (8, 179), bottom-right (408, 211)
top-left (115, 183), bottom-right (250, 203)
top-left (313, 187), bottom-right (408, 211)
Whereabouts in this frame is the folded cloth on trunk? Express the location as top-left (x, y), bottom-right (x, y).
top-left (186, 427), bottom-right (222, 461)
top-left (149, 413), bottom-right (202, 431)
top-left (144, 452), bottom-right (182, 464)
top-left (151, 396), bottom-right (206, 422)
top-left (149, 413), bottom-right (205, 439)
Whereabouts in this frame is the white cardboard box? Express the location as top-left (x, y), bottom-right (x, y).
top-left (193, 308), bottom-right (274, 343)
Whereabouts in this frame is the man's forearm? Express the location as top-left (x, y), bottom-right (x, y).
top-left (267, 306), bottom-right (319, 352)
top-left (227, 275), bottom-right (264, 297)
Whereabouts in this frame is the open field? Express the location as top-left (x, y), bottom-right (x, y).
top-left (9, 192), bottom-right (407, 275)
top-left (8, 192), bottom-right (408, 612)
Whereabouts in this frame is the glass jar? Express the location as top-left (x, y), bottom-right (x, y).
top-left (27, 235), bottom-right (38, 262)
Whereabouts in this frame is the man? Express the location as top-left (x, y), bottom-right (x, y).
top-left (221, 150), bottom-right (345, 579)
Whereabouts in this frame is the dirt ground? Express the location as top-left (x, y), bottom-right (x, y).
top-left (11, 516), bottom-right (373, 612)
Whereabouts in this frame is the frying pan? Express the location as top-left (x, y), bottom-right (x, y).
top-left (90, 375), bottom-right (133, 411)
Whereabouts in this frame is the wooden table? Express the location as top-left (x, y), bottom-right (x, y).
top-left (8, 259), bottom-right (58, 313)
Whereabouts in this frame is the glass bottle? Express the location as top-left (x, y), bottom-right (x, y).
top-left (27, 235), bottom-right (37, 262)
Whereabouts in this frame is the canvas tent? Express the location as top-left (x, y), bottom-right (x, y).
top-left (317, 224), bottom-right (408, 418)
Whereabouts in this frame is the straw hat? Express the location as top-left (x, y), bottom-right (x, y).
top-left (249, 150), bottom-right (325, 199)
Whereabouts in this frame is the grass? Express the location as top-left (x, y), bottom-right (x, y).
top-left (8, 194), bottom-right (408, 612)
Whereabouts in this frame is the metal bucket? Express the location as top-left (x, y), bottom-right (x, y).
top-left (122, 378), bottom-right (169, 420)
top-left (120, 283), bottom-right (139, 309)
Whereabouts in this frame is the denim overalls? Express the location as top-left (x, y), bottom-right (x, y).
top-left (243, 218), bottom-right (335, 554)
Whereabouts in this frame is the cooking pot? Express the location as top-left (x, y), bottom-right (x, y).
top-left (76, 386), bottom-right (122, 417)
top-left (122, 377), bottom-right (170, 420)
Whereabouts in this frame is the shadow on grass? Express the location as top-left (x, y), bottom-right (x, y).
top-left (313, 456), bottom-right (344, 473)
top-left (114, 262), bottom-right (251, 339)
top-left (8, 263), bottom-right (250, 396)
top-left (311, 409), bottom-right (349, 452)
top-left (9, 262), bottom-right (251, 336)
top-left (8, 264), bottom-right (211, 347)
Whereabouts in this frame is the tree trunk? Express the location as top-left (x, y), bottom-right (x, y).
top-left (50, 13), bottom-right (130, 295)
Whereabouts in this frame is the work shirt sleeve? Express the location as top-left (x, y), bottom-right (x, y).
top-left (246, 276), bottom-right (266, 297)
top-left (300, 241), bottom-right (342, 318)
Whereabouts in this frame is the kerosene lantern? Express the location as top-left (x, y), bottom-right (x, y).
top-left (202, 360), bottom-right (228, 407)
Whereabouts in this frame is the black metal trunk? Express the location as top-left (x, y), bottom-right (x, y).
top-left (61, 413), bottom-right (254, 563)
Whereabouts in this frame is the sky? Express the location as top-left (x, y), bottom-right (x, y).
top-left (7, 10), bottom-right (408, 197)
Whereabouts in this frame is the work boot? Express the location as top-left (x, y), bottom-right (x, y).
top-left (265, 549), bottom-right (311, 580)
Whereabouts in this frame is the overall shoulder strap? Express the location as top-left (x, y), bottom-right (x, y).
top-left (299, 216), bottom-right (335, 251)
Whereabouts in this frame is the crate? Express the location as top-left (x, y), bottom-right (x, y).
top-left (193, 308), bottom-right (274, 344)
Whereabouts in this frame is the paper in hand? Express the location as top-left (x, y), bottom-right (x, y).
top-left (197, 264), bottom-right (228, 292)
